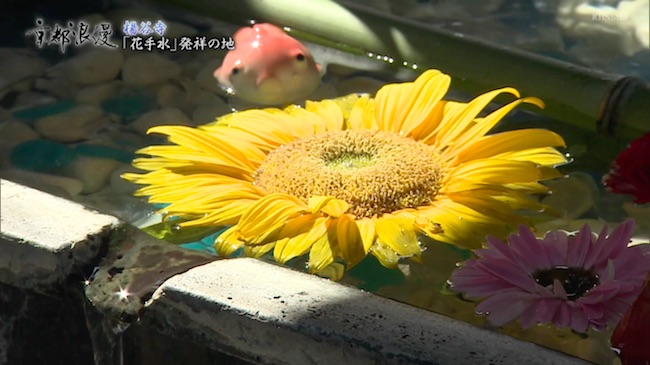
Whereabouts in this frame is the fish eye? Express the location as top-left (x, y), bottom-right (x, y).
top-left (231, 67), bottom-right (240, 75)
top-left (295, 53), bottom-right (305, 61)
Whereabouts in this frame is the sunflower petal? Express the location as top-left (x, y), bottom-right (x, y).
top-left (374, 214), bottom-right (421, 257)
top-left (375, 69), bottom-right (451, 136)
top-left (308, 233), bottom-right (338, 273)
top-left (274, 216), bottom-right (328, 264)
top-left (370, 242), bottom-right (399, 268)
top-left (238, 193), bottom-right (306, 238)
top-left (214, 226), bottom-right (244, 256)
top-left (355, 217), bottom-right (376, 253)
top-left (308, 196), bottom-right (349, 217)
top-left (347, 94), bottom-right (378, 131)
top-left (337, 214), bottom-right (365, 266)
top-left (452, 129), bottom-right (566, 165)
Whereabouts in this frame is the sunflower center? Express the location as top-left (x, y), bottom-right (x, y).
top-left (253, 129), bottom-right (445, 218)
top-left (533, 266), bottom-right (600, 301)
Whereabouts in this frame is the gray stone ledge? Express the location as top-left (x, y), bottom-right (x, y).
top-left (146, 258), bottom-right (591, 365)
top-left (0, 178), bottom-right (121, 291)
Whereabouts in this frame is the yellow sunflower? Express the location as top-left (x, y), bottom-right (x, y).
top-left (123, 69), bottom-right (567, 279)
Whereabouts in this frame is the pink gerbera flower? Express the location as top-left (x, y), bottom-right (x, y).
top-left (449, 220), bottom-right (650, 333)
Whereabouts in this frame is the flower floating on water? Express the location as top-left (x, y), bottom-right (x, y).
top-left (450, 220), bottom-right (650, 333)
top-left (123, 69), bottom-right (567, 278)
top-left (603, 132), bottom-right (650, 204)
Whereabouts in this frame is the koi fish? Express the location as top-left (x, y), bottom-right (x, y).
top-left (214, 23), bottom-right (322, 105)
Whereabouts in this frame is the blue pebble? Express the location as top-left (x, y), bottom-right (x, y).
top-left (10, 139), bottom-right (75, 172)
top-left (101, 91), bottom-right (156, 121)
top-left (74, 144), bottom-right (134, 163)
top-left (12, 100), bottom-right (76, 120)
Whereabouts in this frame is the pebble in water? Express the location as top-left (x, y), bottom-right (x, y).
top-left (130, 107), bottom-right (193, 134)
top-left (60, 156), bottom-right (123, 194)
top-left (10, 139), bottom-right (75, 172)
top-left (74, 144), bottom-right (134, 164)
top-left (0, 168), bottom-right (84, 197)
top-left (11, 99), bottom-right (76, 120)
top-left (75, 80), bottom-right (123, 106)
top-left (0, 49), bottom-right (49, 100)
top-left (0, 121), bottom-right (39, 150)
top-left (101, 89), bottom-right (157, 121)
top-left (122, 54), bottom-right (182, 87)
top-left (34, 104), bottom-right (109, 142)
top-left (109, 164), bottom-right (142, 194)
top-left (55, 49), bottom-right (125, 86)
top-left (194, 58), bottom-right (229, 95)
top-left (191, 102), bottom-right (232, 125)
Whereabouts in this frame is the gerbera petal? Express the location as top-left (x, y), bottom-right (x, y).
top-left (475, 291), bottom-right (534, 327)
top-left (566, 223), bottom-right (593, 268)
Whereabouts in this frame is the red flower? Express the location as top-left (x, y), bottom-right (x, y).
top-left (611, 272), bottom-right (650, 365)
top-left (603, 132), bottom-right (650, 204)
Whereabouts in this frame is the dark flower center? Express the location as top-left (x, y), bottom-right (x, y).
top-left (533, 266), bottom-right (600, 300)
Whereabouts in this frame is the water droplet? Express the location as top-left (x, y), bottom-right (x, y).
top-left (171, 224), bottom-right (181, 231)
top-left (402, 61), bottom-right (408, 66)
top-left (376, 55), bottom-right (382, 60)
top-left (411, 64), bottom-right (418, 70)
top-left (367, 52), bottom-right (374, 57)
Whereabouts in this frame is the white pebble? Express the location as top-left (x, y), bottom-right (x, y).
top-left (60, 156), bottom-right (122, 194)
top-left (130, 107), bottom-right (192, 134)
top-left (0, 49), bottom-right (49, 95)
top-left (109, 164), bottom-right (142, 194)
top-left (57, 49), bottom-right (124, 85)
top-left (0, 121), bottom-right (39, 149)
top-left (194, 58), bottom-right (228, 95)
top-left (122, 54), bottom-right (182, 86)
top-left (0, 168), bottom-right (84, 197)
top-left (156, 83), bottom-right (185, 108)
top-left (34, 105), bottom-right (109, 142)
top-left (192, 102), bottom-right (232, 125)
top-left (75, 80), bottom-right (122, 105)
